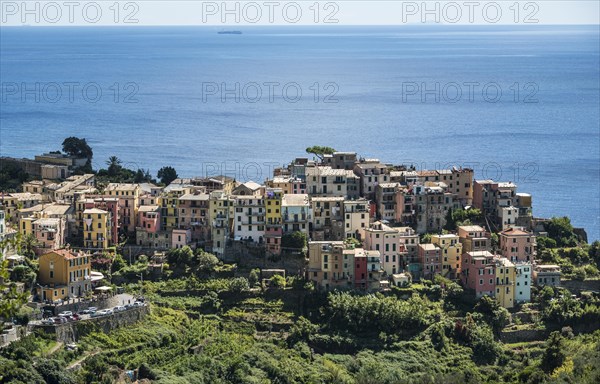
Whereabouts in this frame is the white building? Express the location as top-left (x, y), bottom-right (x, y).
top-left (343, 199), bottom-right (370, 240)
top-left (515, 263), bottom-right (532, 303)
top-left (282, 194), bottom-right (311, 236)
top-left (234, 196), bottom-right (265, 243)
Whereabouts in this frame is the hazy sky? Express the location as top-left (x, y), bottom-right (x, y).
top-left (1, 1), bottom-right (599, 26)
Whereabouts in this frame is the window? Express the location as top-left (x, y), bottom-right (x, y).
top-left (49, 271), bottom-right (54, 278)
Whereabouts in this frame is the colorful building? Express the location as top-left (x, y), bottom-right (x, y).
top-left (458, 225), bottom-right (490, 253)
top-left (307, 241), bottom-right (348, 290)
top-left (431, 234), bottom-right (462, 279)
top-left (209, 191), bottom-right (234, 258)
top-left (281, 194), bottom-right (310, 236)
top-left (515, 262), bottom-right (532, 303)
top-left (82, 208), bottom-right (111, 249)
top-left (37, 249), bottom-right (92, 301)
top-left (461, 251), bottom-right (496, 298)
top-left (265, 188), bottom-right (283, 256)
top-left (234, 195), bottom-right (265, 243)
top-left (499, 227), bottom-right (536, 262)
top-left (418, 243), bottom-right (442, 281)
top-left (494, 257), bottom-right (516, 309)
top-left (104, 183), bottom-right (140, 234)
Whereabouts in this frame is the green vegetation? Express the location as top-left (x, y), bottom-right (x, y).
top-left (3, 278), bottom-right (600, 383)
top-left (62, 136), bottom-right (93, 173)
top-left (544, 217), bottom-right (581, 248)
top-left (0, 161), bottom-right (30, 191)
top-left (305, 145), bottom-right (336, 160)
top-left (95, 156), bottom-right (155, 184)
top-left (444, 207), bottom-right (483, 231)
top-left (157, 166), bottom-right (178, 185)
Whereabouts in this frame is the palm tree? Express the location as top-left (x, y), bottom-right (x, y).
top-left (20, 233), bottom-right (38, 257)
top-left (106, 156), bottom-right (122, 177)
top-left (106, 156), bottom-right (122, 168)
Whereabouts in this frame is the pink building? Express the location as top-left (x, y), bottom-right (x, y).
top-left (172, 228), bottom-right (192, 249)
top-left (461, 251), bottom-right (496, 298)
top-left (138, 205), bottom-right (160, 234)
top-left (418, 243), bottom-right (441, 280)
top-left (499, 227), bottom-right (536, 262)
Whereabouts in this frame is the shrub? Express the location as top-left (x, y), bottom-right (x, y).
top-left (271, 275), bottom-right (286, 288)
top-left (573, 267), bottom-right (586, 281)
top-left (229, 277), bottom-right (250, 292)
top-left (248, 268), bottom-right (260, 287)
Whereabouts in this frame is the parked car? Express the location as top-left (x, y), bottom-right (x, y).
top-left (52, 317), bottom-right (67, 324)
top-left (88, 307), bottom-right (97, 312)
top-left (132, 301), bottom-right (145, 307)
top-left (58, 311), bottom-right (73, 317)
top-left (66, 343), bottom-right (78, 351)
top-left (41, 319), bottom-right (54, 325)
top-left (113, 306), bottom-right (126, 312)
top-left (68, 314), bottom-right (80, 321)
top-left (95, 309), bottom-right (113, 316)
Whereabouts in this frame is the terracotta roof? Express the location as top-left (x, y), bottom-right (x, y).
top-left (500, 227), bottom-right (531, 236)
top-left (47, 249), bottom-right (86, 260)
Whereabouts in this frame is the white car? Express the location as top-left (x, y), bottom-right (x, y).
top-left (58, 311), bottom-right (73, 317)
top-left (113, 306), bottom-right (126, 312)
top-left (94, 309), bottom-right (110, 316)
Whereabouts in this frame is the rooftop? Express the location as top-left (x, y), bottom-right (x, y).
top-left (458, 225), bottom-right (486, 233)
top-left (105, 183), bottom-right (139, 191)
top-left (499, 227), bottom-right (532, 236)
top-left (282, 194), bottom-right (309, 206)
top-left (179, 193), bottom-right (210, 201)
top-left (83, 208), bottom-right (108, 214)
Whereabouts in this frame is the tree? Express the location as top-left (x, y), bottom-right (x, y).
top-left (229, 277), bottom-right (249, 292)
top-left (589, 240), bottom-right (600, 267)
top-left (134, 169), bottom-right (154, 183)
top-left (281, 231), bottom-right (307, 250)
top-left (474, 296), bottom-right (511, 335)
top-left (546, 217), bottom-right (578, 247)
top-left (106, 156), bottom-right (122, 177)
top-left (157, 166), bottom-right (178, 185)
top-left (195, 250), bottom-right (219, 273)
top-left (541, 331), bottom-right (566, 373)
top-left (271, 274), bottom-right (286, 288)
top-left (537, 236), bottom-right (557, 250)
top-left (0, 240), bottom-right (28, 320)
top-left (248, 268), bottom-right (260, 287)
top-left (62, 137), bottom-right (93, 159)
top-left (305, 146), bottom-right (336, 160)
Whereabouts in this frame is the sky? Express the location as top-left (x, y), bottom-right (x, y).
top-left (0, 1), bottom-right (599, 26)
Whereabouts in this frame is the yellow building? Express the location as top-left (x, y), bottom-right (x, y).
top-left (83, 208), bottom-right (111, 249)
top-left (495, 257), bottom-right (516, 309)
top-left (265, 188), bottom-right (283, 255)
top-left (161, 187), bottom-right (190, 231)
top-left (431, 234), bottom-right (462, 279)
top-left (104, 183), bottom-right (141, 233)
top-left (209, 191), bottom-right (235, 257)
top-left (37, 249), bottom-right (92, 301)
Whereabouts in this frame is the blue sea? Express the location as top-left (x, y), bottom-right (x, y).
top-left (0, 25), bottom-right (598, 239)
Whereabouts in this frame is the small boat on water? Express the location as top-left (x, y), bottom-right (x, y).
top-left (218, 31), bottom-right (242, 35)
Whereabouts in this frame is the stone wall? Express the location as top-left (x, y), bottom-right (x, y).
top-left (561, 279), bottom-right (600, 294)
top-left (30, 306), bottom-right (149, 343)
top-left (500, 329), bottom-right (547, 343)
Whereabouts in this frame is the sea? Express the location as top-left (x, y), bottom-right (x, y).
top-left (0, 25), bottom-right (598, 239)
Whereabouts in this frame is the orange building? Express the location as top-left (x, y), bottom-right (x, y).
top-left (37, 249), bottom-right (92, 302)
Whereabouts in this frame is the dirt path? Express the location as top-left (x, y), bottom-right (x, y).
top-left (47, 342), bottom-right (63, 355)
top-left (67, 350), bottom-right (99, 370)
